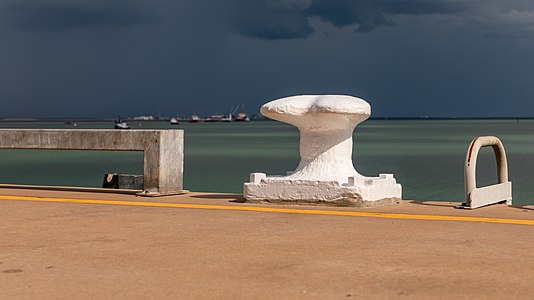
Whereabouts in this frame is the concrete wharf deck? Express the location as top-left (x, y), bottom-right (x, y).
top-left (1, 188), bottom-right (533, 299)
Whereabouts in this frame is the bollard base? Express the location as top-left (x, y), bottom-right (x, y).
top-left (244, 196), bottom-right (401, 208)
top-left (244, 175), bottom-right (402, 207)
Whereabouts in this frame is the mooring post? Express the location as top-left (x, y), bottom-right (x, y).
top-left (244, 95), bottom-right (401, 207)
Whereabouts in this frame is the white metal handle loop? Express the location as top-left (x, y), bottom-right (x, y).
top-left (464, 136), bottom-right (511, 208)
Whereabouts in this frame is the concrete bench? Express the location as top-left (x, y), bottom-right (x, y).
top-left (0, 129), bottom-right (185, 196)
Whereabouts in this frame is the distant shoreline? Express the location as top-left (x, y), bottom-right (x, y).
top-left (1, 117), bottom-right (534, 122)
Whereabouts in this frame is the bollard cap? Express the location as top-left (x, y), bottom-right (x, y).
top-left (261, 95), bottom-right (371, 117)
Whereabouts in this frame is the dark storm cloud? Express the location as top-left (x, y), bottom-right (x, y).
top-left (307, 0), bottom-right (396, 32)
top-left (227, 0), bottom-right (466, 39)
top-left (227, 0), bottom-right (534, 40)
top-left (0, 0), bottom-right (156, 31)
top-left (307, 0), bottom-right (468, 31)
top-left (227, 1), bottom-right (313, 40)
top-left (1, 0), bottom-right (534, 119)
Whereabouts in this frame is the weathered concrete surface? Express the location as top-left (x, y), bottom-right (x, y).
top-left (0, 129), bottom-right (184, 196)
top-left (1, 188), bottom-right (534, 299)
top-left (245, 95), bottom-right (401, 206)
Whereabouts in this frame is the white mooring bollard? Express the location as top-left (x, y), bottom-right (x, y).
top-left (243, 95), bottom-right (402, 207)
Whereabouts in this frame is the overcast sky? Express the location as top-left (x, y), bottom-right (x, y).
top-left (1, 0), bottom-right (534, 118)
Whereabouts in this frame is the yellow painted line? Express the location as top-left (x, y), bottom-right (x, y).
top-left (1, 195), bottom-right (533, 226)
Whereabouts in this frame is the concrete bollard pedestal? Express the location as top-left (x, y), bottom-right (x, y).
top-left (244, 95), bottom-right (402, 207)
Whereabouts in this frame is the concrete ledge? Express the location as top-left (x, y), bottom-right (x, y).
top-left (0, 184), bottom-right (141, 195)
top-left (0, 184), bottom-right (189, 196)
top-left (0, 129), bottom-right (185, 196)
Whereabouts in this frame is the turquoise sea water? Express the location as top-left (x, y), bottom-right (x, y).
top-left (0, 120), bottom-right (533, 204)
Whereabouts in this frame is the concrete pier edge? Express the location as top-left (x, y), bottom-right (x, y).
top-left (2, 188), bottom-right (534, 299)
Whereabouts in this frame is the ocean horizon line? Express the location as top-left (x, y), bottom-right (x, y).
top-left (2, 116), bottom-right (534, 122)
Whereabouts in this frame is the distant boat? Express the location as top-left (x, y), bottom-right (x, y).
top-left (114, 117), bottom-right (130, 129)
top-left (206, 114), bottom-right (224, 122)
top-left (222, 113), bottom-right (232, 122)
top-left (170, 117), bottom-right (180, 125)
top-left (188, 115), bottom-right (201, 123)
top-left (231, 103), bottom-right (250, 122)
top-left (234, 112), bottom-right (250, 122)
top-left (207, 113), bottom-right (232, 122)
